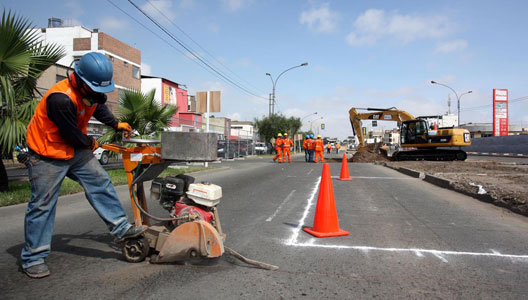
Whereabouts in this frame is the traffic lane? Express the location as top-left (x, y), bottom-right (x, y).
top-left (286, 163), bottom-right (528, 297)
top-left (0, 159), bottom-right (314, 299)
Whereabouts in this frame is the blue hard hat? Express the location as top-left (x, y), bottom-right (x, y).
top-left (310, 134), bottom-right (314, 138)
top-left (74, 52), bottom-right (115, 93)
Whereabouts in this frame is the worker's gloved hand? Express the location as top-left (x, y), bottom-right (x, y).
top-left (91, 138), bottom-right (99, 152)
top-left (117, 122), bottom-right (132, 133)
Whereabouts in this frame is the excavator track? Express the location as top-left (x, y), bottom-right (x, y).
top-left (393, 149), bottom-right (467, 161)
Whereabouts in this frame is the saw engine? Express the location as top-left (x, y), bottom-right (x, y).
top-left (150, 174), bottom-right (219, 226)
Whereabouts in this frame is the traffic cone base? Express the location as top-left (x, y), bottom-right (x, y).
top-left (338, 153), bottom-right (353, 181)
top-left (304, 227), bottom-right (349, 238)
top-left (304, 163), bottom-right (349, 238)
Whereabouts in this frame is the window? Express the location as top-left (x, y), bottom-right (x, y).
top-left (132, 66), bottom-right (140, 79)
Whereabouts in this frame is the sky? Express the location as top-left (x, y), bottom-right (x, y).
top-left (3, 0), bottom-right (528, 139)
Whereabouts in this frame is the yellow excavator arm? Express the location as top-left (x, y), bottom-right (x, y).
top-left (349, 107), bottom-right (415, 151)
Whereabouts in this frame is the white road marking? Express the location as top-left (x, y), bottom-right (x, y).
top-left (285, 177), bottom-right (321, 245)
top-left (266, 190), bottom-right (296, 222)
top-left (307, 169), bottom-right (313, 175)
top-left (284, 177), bottom-right (528, 263)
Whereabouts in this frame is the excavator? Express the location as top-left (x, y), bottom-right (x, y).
top-left (349, 107), bottom-right (471, 161)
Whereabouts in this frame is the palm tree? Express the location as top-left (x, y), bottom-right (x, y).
top-left (0, 10), bottom-right (65, 192)
top-left (98, 89), bottom-right (178, 144)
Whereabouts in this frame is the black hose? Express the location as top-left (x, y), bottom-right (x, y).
top-left (131, 162), bottom-right (179, 222)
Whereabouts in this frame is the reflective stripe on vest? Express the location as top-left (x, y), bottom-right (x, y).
top-left (26, 79), bottom-right (97, 160)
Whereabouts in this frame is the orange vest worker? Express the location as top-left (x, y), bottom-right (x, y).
top-left (314, 137), bottom-right (324, 162)
top-left (26, 78), bottom-right (96, 160)
top-left (282, 135), bottom-right (293, 163)
top-left (273, 136), bottom-right (283, 163)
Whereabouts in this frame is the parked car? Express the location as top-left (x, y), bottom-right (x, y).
top-left (93, 147), bottom-right (110, 165)
top-left (255, 142), bottom-right (268, 155)
top-left (88, 133), bottom-right (110, 165)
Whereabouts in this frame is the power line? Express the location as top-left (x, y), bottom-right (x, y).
top-left (144, 0), bottom-right (267, 95)
top-left (460, 95), bottom-right (528, 111)
top-left (127, 0), bottom-right (267, 100)
top-left (106, 0), bottom-right (231, 83)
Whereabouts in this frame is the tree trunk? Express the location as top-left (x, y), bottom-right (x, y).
top-left (0, 159), bottom-right (8, 192)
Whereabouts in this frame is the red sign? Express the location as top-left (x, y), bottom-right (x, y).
top-left (493, 89), bottom-right (508, 136)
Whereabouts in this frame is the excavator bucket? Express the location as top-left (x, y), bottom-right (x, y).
top-left (151, 220), bottom-right (224, 263)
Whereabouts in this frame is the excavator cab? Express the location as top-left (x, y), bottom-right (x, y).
top-left (400, 119), bottom-right (429, 145)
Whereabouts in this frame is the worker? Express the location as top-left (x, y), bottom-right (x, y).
top-left (303, 135), bottom-right (310, 162)
top-left (282, 133), bottom-right (293, 163)
top-left (314, 135), bottom-right (324, 163)
top-left (273, 133), bottom-right (283, 163)
top-left (335, 142), bottom-right (341, 154)
top-left (20, 52), bottom-right (145, 279)
top-left (308, 134), bottom-right (315, 162)
top-left (326, 142), bottom-right (332, 154)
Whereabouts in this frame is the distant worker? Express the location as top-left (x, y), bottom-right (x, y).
top-left (314, 135), bottom-right (324, 163)
top-left (335, 142), bottom-right (340, 154)
top-left (20, 52), bottom-right (144, 279)
top-left (282, 133), bottom-right (293, 163)
top-left (326, 142), bottom-right (332, 154)
top-left (308, 134), bottom-right (315, 162)
top-left (303, 135), bottom-right (310, 162)
top-left (273, 133), bottom-right (283, 163)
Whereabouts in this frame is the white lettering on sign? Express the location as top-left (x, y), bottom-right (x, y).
top-left (383, 115), bottom-right (393, 120)
top-left (495, 89), bottom-right (508, 101)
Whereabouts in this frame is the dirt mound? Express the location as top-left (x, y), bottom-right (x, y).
top-left (351, 150), bottom-right (390, 163)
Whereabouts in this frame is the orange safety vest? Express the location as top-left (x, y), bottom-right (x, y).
top-left (326, 143), bottom-right (332, 149)
top-left (26, 78), bottom-right (97, 160)
top-left (314, 139), bottom-right (323, 151)
top-left (307, 138), bottom-right (314, 150)
top-left (282, 138), bottom-right (293, 148)
top-left (275, 138), bottom-right (283, 148)
top-left (303, 139), bottom-right (308, 149)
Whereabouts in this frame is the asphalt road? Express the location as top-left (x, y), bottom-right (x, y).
top-left (1, 154), bottom-right (527, 299)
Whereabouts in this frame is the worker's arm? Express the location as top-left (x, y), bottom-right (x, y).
top-left (92, 100), bottom-right (118, 130)
top-left (46, 93), bottom-right (93, 148)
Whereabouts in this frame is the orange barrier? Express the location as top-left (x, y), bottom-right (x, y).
top-left (304, 163), bottom-right (349, 238)
top-left (338, 153), bottom-right (352, 181)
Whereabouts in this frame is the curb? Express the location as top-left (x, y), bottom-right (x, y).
top-left (381, 164), bottom-right (526, 217)
top-left (467, 152), bottom-right (528, 158)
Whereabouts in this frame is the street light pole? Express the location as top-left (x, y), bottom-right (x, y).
top-left (309, 117), bottom-right (324, 131)
top-left (266, 62), bottom-right (308, 117)
top-left (431, 80), bottom-right (472, 126)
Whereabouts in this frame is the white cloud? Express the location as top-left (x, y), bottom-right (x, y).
top-left (300, 3), bottom-right (339, 33)
top-left (140, 0), bottom-right (177, 21)
top-left (434, 39), bottom-right (468, 54)
top-left (141, 62), bottom-right (152, 76)
top-left (222, 0), bottom-right (253, 12)
top-left (98, 17), bottom-right (128, 31)
top-left (346, 9), bottom-right (454, 46)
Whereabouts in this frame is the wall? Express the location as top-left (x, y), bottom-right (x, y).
top-left (465, 135), bottom-right (528, 154)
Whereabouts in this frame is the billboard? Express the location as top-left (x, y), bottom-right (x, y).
top-left (493, 89), bottom-right (508, 136)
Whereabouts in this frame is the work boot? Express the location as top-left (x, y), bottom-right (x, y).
top-left (115, 225), bottom-right (146, 242)
top-left (23, 263), bottom-right (50, 279)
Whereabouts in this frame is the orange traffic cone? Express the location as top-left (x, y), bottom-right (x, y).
top-left (304, 164), bottom-right (349, 238)
top-left (434, 122), bottom-right (438, 130)
top-left (338, 153), bottom-right (352, 181)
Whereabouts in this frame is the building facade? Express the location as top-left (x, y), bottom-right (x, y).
top-left (140, 76), bottom-right (202, 132)
top-left (31, 19), bottom-right (141, 114)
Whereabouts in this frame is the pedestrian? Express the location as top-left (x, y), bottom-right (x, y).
top-left (303, 135), bottom-right (310, 162)
top-left (314, 135), bottom-right (324, 163)
top-left (308, 134), bottom-right (315, 162)
top-left (282, 133), bottom-right (293, 163)
top-left (20, 52), bottom-right (146, 279)
top-left (326, 143), bottom-right (332, 154)
top-left (273, 133), bottom-right (283, 163)
top-left (335, 142), bottom-right (340, 154)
